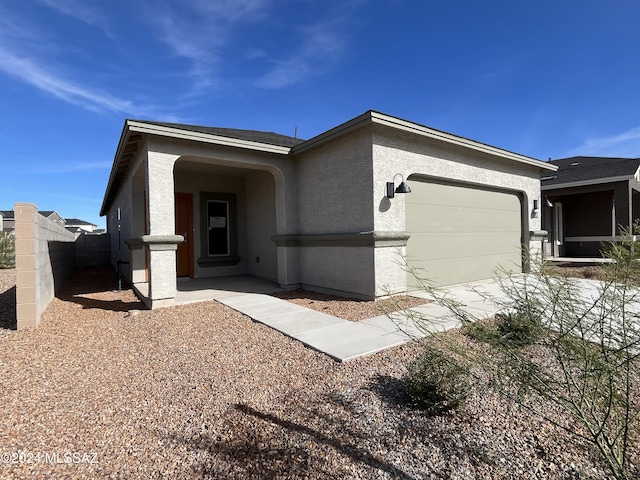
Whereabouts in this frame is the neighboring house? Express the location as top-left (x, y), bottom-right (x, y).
top-left (0, 210), bottom-right (14, 231)
top-left (101, 110), bottom-right (556, 308)
top-left (40, 211), bottom-right (66, 226)
top-left (541, 156), bottom-right (640, 258)
top-left (1, 210), bottom-right (66, 232)
top-left (65, 218), bottom-right (98, 235)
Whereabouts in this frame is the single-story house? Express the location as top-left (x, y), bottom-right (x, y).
top-left (541, 156), bottom-right (640, 258)
top-left (65, 218), bottom-right (98, 233)
top-left (100, 110), bottom-right (556, 308)
top-left (1, 210), bottom-right (65, 232)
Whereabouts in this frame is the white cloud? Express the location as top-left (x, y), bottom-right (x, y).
top-left (36, 0), bottom-right (111, 33)
top-left (565, 127), bottom-right (640, 158)
top-left (256, 18), bottom-right (348, 89)
top-left (151, 0), bottom-right (362, 92)
top-left (0, 46), bottom-right (170, 118)
top-left (149, 0), bottom-right (270, 91)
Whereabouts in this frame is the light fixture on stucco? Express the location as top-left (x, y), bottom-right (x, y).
top-left (386, 174), bottom-right (411, 198)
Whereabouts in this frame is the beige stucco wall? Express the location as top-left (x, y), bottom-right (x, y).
top-left (296, 127), bottom-right (374, 234)
top-left (293, 127), bottom-right (377, 296)
top-left (14, 203), bottom-right (76, 329)
top-left (299, 246), bottom-right (375, 299)
top-left (246, 170), bottom-right (278, 280)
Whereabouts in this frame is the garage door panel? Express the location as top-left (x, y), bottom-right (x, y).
top-left (406, 180), bottom-right (522, 287)
top-left (409, 254), bottom-right (522, 286)
top-left (407, 232), bottom-right (521, 261)
top-left (409, 182), bottom-right (521, 211)
top-left (407, 204), bottom-right (520, 234)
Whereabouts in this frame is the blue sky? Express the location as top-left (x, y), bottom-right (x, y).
top-left (1, 0), bottom-right (639, 229)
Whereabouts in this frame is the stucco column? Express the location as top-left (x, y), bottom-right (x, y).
top-left (145, 151), bottom-right (180, 307)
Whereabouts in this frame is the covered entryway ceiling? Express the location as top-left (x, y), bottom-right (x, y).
top-left (405, 178), bottom-right (523, 287)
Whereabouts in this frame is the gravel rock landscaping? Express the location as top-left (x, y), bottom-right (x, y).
top-left (271, 289), bottom-right (429, 321)
top-left (0, 268), bottom-right (632, 478)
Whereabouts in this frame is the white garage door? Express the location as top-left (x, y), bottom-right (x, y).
top-left (406, 179), bottom-right (522, 287)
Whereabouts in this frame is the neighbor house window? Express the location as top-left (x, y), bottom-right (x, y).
top-left (207, 200), bottom-right (230, 256)
top-left (198, 192), bottom-right (240, 267)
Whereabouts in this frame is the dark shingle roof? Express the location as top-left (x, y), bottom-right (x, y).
top-left (132, 120), bottom-right (306, 148)
top-left (65, 218), bottom-right (96, 226)
top-left (0, 210), bottom-right (12, 218)
top-left (541, 156), bottom-right (640, 187)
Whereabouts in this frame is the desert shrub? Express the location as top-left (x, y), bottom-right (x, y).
top-left (405, 347), bottom-right (469, 415)
top-left (0, 232), bottom-right (15, 269)
top-left (496, 310), bottom-right (543, 347)
top-left (406, 227), bottom-right (640, 480)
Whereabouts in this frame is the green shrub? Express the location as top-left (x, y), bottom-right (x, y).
top-left (496, 310), bottom-right (543, 347)
top-left (0, 232), bottom-right (15, 269)
top-left (405, 347), bottom-right (469, 415)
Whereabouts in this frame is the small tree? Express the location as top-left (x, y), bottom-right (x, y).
top-left (0, 231), bottom-right (15, 268)
top-left (404, 228), bottom-right (640, 480)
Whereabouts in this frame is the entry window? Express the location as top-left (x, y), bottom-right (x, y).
top-left (198, 192), bottom-right (239, 267)
top-left (207, 200), bottom-right (230, 256)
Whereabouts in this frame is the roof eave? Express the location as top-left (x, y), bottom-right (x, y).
top-left (542, 175), bottom-right (633, 191)
top-left (127, 121), bottom-right (292, 155)
top-left (292, 111), bottom-right (557, 172)
top-left (100, 120), bottom-right (293, 216)
top-left (100, 121), bottom-right (133, 216)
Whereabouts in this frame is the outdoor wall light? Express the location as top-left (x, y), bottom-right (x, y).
top-left (532, 199), bottom-right (539, 218)
top-left (545, 197), bottom-right (553, 208)
top-left (386, 174), bottom-right (411, 198)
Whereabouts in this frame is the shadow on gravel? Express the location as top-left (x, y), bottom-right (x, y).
top-left (0, 286), bottom-right (16, 330)
top-left (367, 374), bottom-right (414, 410)
top-left (57, 268), bottom-right (144, 313)
top-left (168, 402), bottom-right (420, 479)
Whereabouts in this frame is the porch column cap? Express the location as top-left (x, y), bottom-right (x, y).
top-left (140, 234), bottom-right (184, 251)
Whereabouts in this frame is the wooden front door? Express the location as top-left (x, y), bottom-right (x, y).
top-left (175, 193), bottom-right (194, 278)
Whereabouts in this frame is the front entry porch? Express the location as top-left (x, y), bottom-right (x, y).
top-left (132, 275), bottom-right (284, 307)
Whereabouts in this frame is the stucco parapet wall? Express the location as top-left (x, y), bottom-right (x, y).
top-left (292, 111), bottom-right (558, 172)
top-left (271, 231), bottom-right (410, 248)
top-left (138, 234), bottom-right (184, 251)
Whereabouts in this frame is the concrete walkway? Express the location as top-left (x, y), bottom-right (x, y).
top-left (213, 278), bottom-right (508, 362)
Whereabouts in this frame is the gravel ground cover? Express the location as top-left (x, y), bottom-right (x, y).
top-left (271, 289), bottom-right (428, 321)
top-left (0, 269), bottom-right (631, 478)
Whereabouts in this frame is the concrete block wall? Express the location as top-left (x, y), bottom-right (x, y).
top-left (14, 203), bottom-right (76, 329)
top-left (75, 232), bottom-right (111, 268)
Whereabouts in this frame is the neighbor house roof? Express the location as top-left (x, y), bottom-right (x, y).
top-left (0, 210), bottom-right (65, 220)
top-left (541, 156), bottom-right (640, 190)
top-left (65, 218), bottom-right (97, 227)
top-left (101, 111), bottom-right (557, 216)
